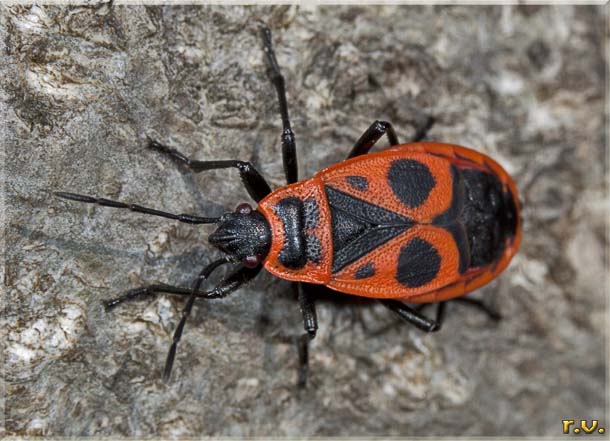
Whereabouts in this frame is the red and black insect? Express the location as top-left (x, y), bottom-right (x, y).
top-left (56, 27), bottom-right (521, 386)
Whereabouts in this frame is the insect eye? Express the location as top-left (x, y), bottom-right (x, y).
top-left (235, 203), bottom-right (252, 215)
top-left (242, 255), bottom-right (261, 268)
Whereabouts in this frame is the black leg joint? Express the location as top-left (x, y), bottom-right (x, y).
top-left (282, 128), bottom-right (298, 184)
top-left (348, 119), bottom-right (399, 159)
top-left (298, 283), bottom-right (318, 339)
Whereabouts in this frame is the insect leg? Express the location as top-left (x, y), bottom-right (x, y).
top-left (347, 120), bottom-right (399, 159)
top-left (410, 115), bottom-right (435, 143)
top-left (413, 297), bottom-right (501, 322)
top-left (55, 192), bottom-right (219, 224)
top-left (148, 140), bottom-right (271, 202)
top-left (297, 333), bottom-right (310, 389)
top-left (163, 264), bottom-right (263, 381)
top-left (102, 257), bottom-right (232, 310)
top-left (297, 282), bottom-right (318, 388)
top-left (299, 283), bottom-right (318, 338)
top-left (260, 26), bottom-right (298, 184)
top-left (450, 297), bottom-right (502, 321)
top-left (378, 299), bottom-right (446, 332)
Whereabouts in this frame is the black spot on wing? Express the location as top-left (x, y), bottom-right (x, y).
top-left (346, 175), bottom-right (369, 191)
top-left (355, 262), bottom-right (375, 279)
top-left (396, 238), bottom-right (441, 288)
top-left (388, 159), bottom-right (435, 208)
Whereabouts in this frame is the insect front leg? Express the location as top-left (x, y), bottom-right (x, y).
top-left (102, 260), bottom-right (263, 381)
top-left (379, 299), bottom-right (446, 332)
top-left (148, 140), bottom-right (272, 202)
top-left (103, 256), bottom-right (233, 310)
top-left (163, 264), bottom-right (263, 381)
top-left (260, 26), bottom-right (298, 185)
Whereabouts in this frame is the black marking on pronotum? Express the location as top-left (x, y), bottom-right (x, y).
top-left (274, 197), bottom-right (307, 269)
top-left (387, 159), bottom-right (435, 208)
top-left (355, 262), bottom-right (375, 279)
top-left (325, 186), bottom-right (414, 273)
top-left (306, 234), bottom-right (322, 264)
top-left (303, 197), bottom-right (319, 230)
top-left (274, 197), bottom-right (325, 268)
top-left (346, 175), bottom-right (369, 191)
top-left (396, 238), bottom-right (441, 288)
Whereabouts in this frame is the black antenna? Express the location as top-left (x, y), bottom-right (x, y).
top-left (54, 192), bottom-right (220, 224)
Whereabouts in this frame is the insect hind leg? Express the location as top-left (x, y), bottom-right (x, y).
top-left (410, 114), bottom-right (435, 143)
top-left (449, 297), bottom-right (502, 321)
top-left (414, 297), bottom-right (501, 322)
top-left (379, 299), bottom-right (446, 332)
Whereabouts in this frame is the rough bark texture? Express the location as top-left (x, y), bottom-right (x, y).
top-left (3, 4), bottom-right (607, 437)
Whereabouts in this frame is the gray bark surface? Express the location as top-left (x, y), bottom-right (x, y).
top-left (3, 4), bottom-right (607, 437)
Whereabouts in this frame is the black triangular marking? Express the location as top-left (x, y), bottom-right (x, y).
top-left (331, 207), bottom-right (373, 253)
top-left (325, 186), bottom-right (412, 225)
top-left (332, 225), bottom-right (409, 273)
top-left (325, 186), bottom-right (414, 273)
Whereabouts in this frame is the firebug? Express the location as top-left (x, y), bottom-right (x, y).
top-left (56, 27), bottom-right (521, 387)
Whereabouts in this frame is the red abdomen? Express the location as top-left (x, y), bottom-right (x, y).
top-left (257, 142), bottom-right (521, 303)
